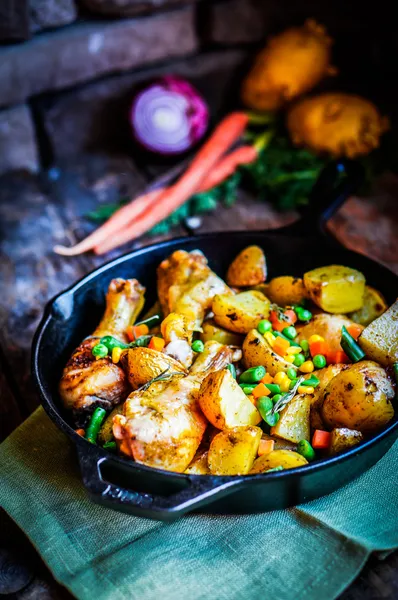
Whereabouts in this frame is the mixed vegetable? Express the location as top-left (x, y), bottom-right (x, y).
top-left (61, 247), bottom-right (397, 476)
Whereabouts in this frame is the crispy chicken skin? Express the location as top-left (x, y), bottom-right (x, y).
top-left (157, 250), bottom-right (231, 328)
top-left (59, 279), bottom-right (144, 414)
top-left (113, 341), bottom-right (234, 472)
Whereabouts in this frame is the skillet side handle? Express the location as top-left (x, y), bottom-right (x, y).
top-left (77, 446), bottom-right (244, 521)
top-left (290, 159), bottom-right (364, 235)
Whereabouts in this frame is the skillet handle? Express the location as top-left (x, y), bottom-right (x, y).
top-left (286, 159), bottom-right (364, 235)
top-left (77, 445), bottom-right (244, 521)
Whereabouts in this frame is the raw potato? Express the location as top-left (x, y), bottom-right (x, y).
top-left (98, 404), bottom-right (124, 445)
top-left (322, 361), bottom-right (395, 433)
top-left (307, 364), bottom-right (349, 429)
top-left (266, 276), bottom-right (307, 307)
top-left (185, 451), bottom-right (210, 474)
top-left (271, 394), bottom-right (311, 443)
top-left (297, 313), bottom-right (361, 353)
top-left (250, 449), bottom-right (308, 473)
top-left (125, 347), bottom-right (186, 389)
top-left (329, 428), bottom-right (363, 455)
top-left (198, 369), bottom-right (261, 430)
top-left (227, 246), bottom-right (267, 287)
top-left (348, 285), bottom-right (387, 326)
top-left (208, 426), bottom-right (262, 475)
top-left (212, 290), bottom-right (270, 334)
top-left (200, 319), bottom-right (244, 346)
top-left (243, 329), bottom-right (293, 375)
top-left (358, 299), bottom-right (398, 366)
top-left (304, 265), bottom-right (366, 313)
top-left (242, 20), bottom-right (334, 111)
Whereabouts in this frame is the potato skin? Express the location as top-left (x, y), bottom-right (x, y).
top-left (322, 361), bottom-right (395, 433)
top-left (266, 276), bottom-right (307, 307)
top-left (200, 319), bottom-right (244, 347)
top-left (243, 329), bottom-right (293, 375)
top-left (307, 364), bottom-right (349, 429)
top-left (212, 291), bottom-right (270, 334)
top-left (304, 265), bottom-right (365, 313)
top-left (208, 426), bottom-right (262, 475)
top-left (227, 245), bottom-right (267, 287)
top-left (348, 285), bottom-right (387, 326)
top-left (250, 450), bottom-right (308, 474)
top-left (328, 428), bottom-right (363, 456)
top-left (297, 313), bottom-right (361, 354)
top-left (358, 299), bottom-right (398, 367)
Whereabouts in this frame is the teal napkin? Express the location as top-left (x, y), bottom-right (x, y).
top-left (1, 408), bottom-right (397, 600)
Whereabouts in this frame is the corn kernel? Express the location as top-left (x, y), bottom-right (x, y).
top-left (299, 360), bottom-right (315, 373)
top-left (274, 371), bottom-right (289, 385)
top-left (308, 334), bottom-right (324, 344)
top-left (284, 354), bottom-right (295, 363)
top-left (298, 385), bottom-right (315, 394)
top-left (286, 346), bottom-right (302, 355)
top-left (112, 347), bottom-right (123, 364)
top-left (280, 379), bottom-right (291, 392)
top-left (264, 332), bottom-right (275, 347)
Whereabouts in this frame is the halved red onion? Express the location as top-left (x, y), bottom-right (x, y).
top-left (130, 76), bottom-right (209, 155)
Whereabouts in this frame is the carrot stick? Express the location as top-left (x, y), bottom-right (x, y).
top-left (94, 113), bottom-right (249, 254)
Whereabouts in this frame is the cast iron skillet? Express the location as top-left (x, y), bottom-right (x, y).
top-left (32, 161), bottom-right (398, 521)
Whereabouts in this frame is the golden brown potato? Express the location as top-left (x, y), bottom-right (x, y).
top-left (243, 329), bottom-right (293, 375)
top-left (348, 286), bottom-right (387, 326)
top-left (227, 246), bottom-right (267, 287)
top-left (266, 276), bottom-right (307, 307)
top-left (287, 93), bottom-right (389, 158)
top-left (198, 369), bottom-right (261, 430)
top-left (125, 347), bottom-right (186, 389)
top-left (98, 404), bottom-right (124, 445)
top-left (328, 428), bottom-right (363, 455)
top-left (297, 313), bottom-right (360, 354)
top-left (358, 299), bottom-right (398, 366)
top-left (307, 364), bottom-right (349, 430)
top-left (322, 361), bottom-right (395, 433)
top-left (304, 265), bottom-right (365, 313)
top-left (185, 451), bottom-right (210, 474)
top-left (271, 394), bottom-right (311, 443)
top-left (242, 20), bottom-right (335, 111)
top-left (212, 291), bottom-right (270, 334)
top-left (261, 433), bottom-right (297, 451)
top-left (208, 426), bottom-right (262, 475)
top-left (250, 450), bottom-right (308, 473)
top-left (249, 283), bottom-right (270, 296)
top-left (200, 319), bottom-right (244, 347)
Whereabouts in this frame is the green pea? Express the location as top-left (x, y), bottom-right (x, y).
top-left (282, 326), bottom-right (297, 340)
top-left (271, 393), bottom-right (283, 404)
top-left (295, 307), bottom-right (312, 322)
top-left (293, 353), bottom-right (305, 367)
top-left (265, 411), bottom-right (280, 427)
top-left (92, 343), bottom-right (109, 359)
top-left (265, 383), bottom-right (281, 396)
top-left (240, 384), bottom-right (256, 395)
top-left (313, 354), bottom-right (327, 369)
top-left (299, 340), bottom-right (310, 353)
top-left (297, 439), bottom-right (316, 461)
top-left (257, 319), bottom-right (272, 334)
top-left (286, 367), bottom-right (298, 380)
top-left (226, 363), bottom-right (236, 379)
top-left (192, 340), bottom-right (205, 353)
top-left (239, 366), bottom-right (266, 384)
top-left (257, 396), bottom-right (273, 420)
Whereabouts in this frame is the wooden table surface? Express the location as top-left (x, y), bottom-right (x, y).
top-left (0, 155), bottom-right (397, 599)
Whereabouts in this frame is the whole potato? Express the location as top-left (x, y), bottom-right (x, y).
top-left (322, 361), bottom-right (395, 433)
top-left (297, 313), bottom-right (361, 354)
top-left (227, 245), bottom-right (267, 287)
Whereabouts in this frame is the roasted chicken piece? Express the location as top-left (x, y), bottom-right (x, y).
top-left (59, 278), bottom-right (145, 416)
top-left (157, 250), bottom-right (231, 328)
top-left (113, 341), bottom-right (234, 472)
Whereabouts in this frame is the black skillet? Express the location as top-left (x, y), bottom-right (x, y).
top-left (32, 160), bottom-right (398, 521)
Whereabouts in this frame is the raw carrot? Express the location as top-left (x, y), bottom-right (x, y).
top-left (199, 144), bottom-right (258, 189)
top-left (312, 429), bottom-right (331, 450)
top-left (94, 112), bottom-right (249, 254)
top-left (258, 439), bottom-right (275, 456)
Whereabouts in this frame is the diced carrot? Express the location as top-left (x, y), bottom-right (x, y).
top-left (347, 323), bottom-right (363, 340)
top-left (248, 394), bottom-right (257, 405)
top-left (252, 382), bottom-right (271, 398)
top-left (126, 323), bottom-right (149, 341)
top-left (261, 373), bottom-right (274, 384)
top-left (273, 337), bottom-right (290, 357)
top-left (312, 429), bottom-right (331, 449)
top-left (327, 350), bottom-right (350, 364)
top-left (284, 309), bottom-right (298, 324)
top-left (148, 336), bottom-right (165, 352)
top-left (258, 439), bottom-right (275, 456)
top-left (75, 429), bottom-right (85, 437)
top-left (310, 340), bottom-right (329, 357)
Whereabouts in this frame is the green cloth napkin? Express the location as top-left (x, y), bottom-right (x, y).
top-left (1, 408), bottom-right (397, 600)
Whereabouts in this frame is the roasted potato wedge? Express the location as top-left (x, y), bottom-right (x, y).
top-left (250, 449), bottom-right (308, 473)
top-left (358, 299), bottom-right (398, 366)
top-left (271, 394), bottom-right (311, 443)
top-left (98, 404), bottom-right (124, 445)
top-left (322, 361), bottom-right (395, 433)
top-left (266, 276), bottom-right (307, 307)
top-left (212, 291), bottom-right (270, 334)
top-left (200, 319), bottom-right (244, 346)
top-left (208, 426), bottom-right (262, 475)
top-left (243, 329), bottom-right (293, 375)
top-left (297, 313), bottom-right (361, 353)
top-left (348, 285), bottom-right (387, 326)
top-left (226, 245), bottom-right (267, 287)
top-left (185, 451), bottom-right (210, 474)
top-left (125, 347), bottom-right (186, 389)
top-left (304, 265), bottom-right (365, 313)
top-left (198, 369), bottom-right (261, 430)
top-left (328, 428), bottom-right (363, 455)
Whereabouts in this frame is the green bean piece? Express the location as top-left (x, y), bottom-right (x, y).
top-left (192, 340), bottom-right (205, 353)
top-left (100, 335), bottom-right (129, 351)
top-left (239, 366), bottom-right (266, 384)
top-left (226, 363), bottom-right (237, 379)
top-left (240, 384), bottom-right (257, 395)
top-left (85, 407), bottom-right (107, 444)
top-left (131, 335), bottom-right (153, 348)
top-left (297, 439), bottom-right (316, 461)
top-left (271, 393), bottom-right (283, 405)
top-left (289, 378), bottom-right (298, 391)
top-left (282, 326), bottom-right (297, 340)
top-left (301, 375), bottom-right (320, 388)
top-left (103, 441), bottom-right (117, 451)
top-left (257, 319), bottom-right (272, 334)
top-left (135, 314), bottom-right (161, 329)
top-left (340, 326), bottom-right (366, 363)
top-left (265, 383), bottom-right (281, 396)
top-left (257, 396), bottom-right (274, 421)
top-left (92, 343), bottom-right (109, 359)
top-left (394, 363), bottom-right (398, 386)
